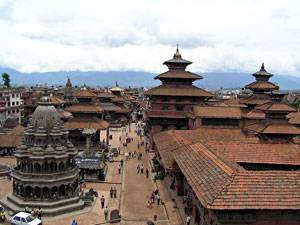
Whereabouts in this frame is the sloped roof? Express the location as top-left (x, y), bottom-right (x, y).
top-left (245, 81), bottom-right (276, 90)
top-left (288, 111), bottom-right (300, 125)
top-left (256, 102), bottom-right (297, 113)
top-left (211, 170), bottom-right (300, 210)
top-left (246, 122), bottom-right (300, 135)
top-left (210, 142), bottom-right (300, 165)
top-left (65, 104), bottom-right (103, 113)
top-left (72, 89), bottom-right (96, 98)
top-left (193, 106), bottom-right (242, 119)
top-left (0, 134), bottom-right (22, 147)
top-left (64, 117), bottom-right (109, 130)
top-left (241, 108), bottom-right (265, 119)
top-left (50, 96), bottom-right (65, 105)
top-left (239, 95), bottom-right (271, 105)
top-left (154, 71), bottom-right (203, 80)
top-left (144, 84), bottom-right (214, 97)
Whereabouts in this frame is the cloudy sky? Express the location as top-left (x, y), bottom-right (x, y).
top-left (0, 0), bottom-right (300, 76)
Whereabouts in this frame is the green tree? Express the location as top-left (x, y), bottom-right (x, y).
top-left (2, 73), bottom-right (10, 88)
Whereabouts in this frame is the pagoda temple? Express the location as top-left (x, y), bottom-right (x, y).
top-left (144, 47), bottom-right (214, 144)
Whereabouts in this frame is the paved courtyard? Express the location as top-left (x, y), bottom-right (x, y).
top-left (0, 122), bottom-right (184, 225)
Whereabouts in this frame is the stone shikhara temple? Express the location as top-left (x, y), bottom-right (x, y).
top-left (1, 84), bottom-right (86, 217)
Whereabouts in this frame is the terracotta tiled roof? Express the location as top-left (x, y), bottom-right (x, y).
top-left (222, 99), bottom-right (247, 108)
top-left (173, 142), bottom-right (300, 210)
top-left (209, 142), bottom-right (300, 165)
top-left (0, 134), bottom-right (22, 147)
top-left (9, 125), bottom-right (25, 135)
top-left (245, 81), bottom-right (276, 90)
top-left (98, 103), bottom-right (120, 111)
top-left (154, 71), bottom-right (203, 80)
top-left (288, 111), bottom-right (300, 125)
top-left (154, 128), bottom-right (258, 169)
top-left (211, 170), bottom-right (300, 210)
top-left (144, 84), bottom-right (214, 97)
top-left (50, 96), bottom-right (65, 105)
top-left (173, 142), bottom-right (241, 207)
top-left (256, 102), bottom-right (297, 113)
top-left (193, 106), bottom-right (242, 119)
top-left (98, 92), bottom-right (117, 98)
top-left (65, 104), bottom-right (103, 113)
top-left (116, 107), bottom-right (131, 113)
top-left (111, 97), bottom-right (126, 102)
top-left (58, 111), bottom-right (73, 120)
top-left (241, 108), bottom-right (265, 119)
top-left (239, 95), bottom-right (271, 105)
top-left (64, 117), bottom-right (109, 130)
top-left (246, 121), bottom-right (300, 134)
top-left (72, 89), bottom-right (96, 98)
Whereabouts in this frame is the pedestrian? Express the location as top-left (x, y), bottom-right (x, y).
top-left (120, 159), bottom-right (123, 166)
top-left (118, 147), bottom-right (120, 154)
top-left (131, 137), bottom-right (133, 141)
top-left (187, 214), bottom-right (191, 225)
top-left (37, 207), bottom-right (42, 220)
top-left (72, 219), bottom-right (78, 225)
top-left (138, 143), bottom-right (140, 149)
top-left (146, 168), bottom-right (149, 178)
top-left (119, 136), bottom-right (121, 142)
top-left (151, 192), bottom-right (155, 203)
top-left (154, 189), bottom-right (159, 196)
top-left (104, 206), bottom-right (109, 222)
top-left (113, 187), bottom-right (117, 198)
top-left (141, 164), bottom-right (144, 174)
top-left (137, 165), bottom-right (140, 173)
top-left (25, 205), bottom-right (29, 213)
top-left (118, 164), bottom-right (121, 174)
top-left (129, 151), bottom-right (131, 159)
top-left (31, 209), bottom-right (35, 217)
top-left (110, 187), bottom-right (113, 198)
top-left (100, 195), bottom-right (105, 208)
top-left (140, 153), bottom-right (143, 160)
top-left (157, 194), bottom-right (161, 205)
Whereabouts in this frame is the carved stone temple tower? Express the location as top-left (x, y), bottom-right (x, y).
top-left (0, 84), bottom-right (86, 217)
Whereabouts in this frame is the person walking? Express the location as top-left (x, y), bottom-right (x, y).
top-left (37, 207), bottom-right (42, 220)
top-left (146, 168), bottom-right (149, 178)
top-left (187, 214), bottom-right (191, 225)
top-left (25, 205), bottom-right (29, 213)
top-left (113, 187), bottom-right (117, 198)
top-left (72, 219), bottom-right (78, 225)
top-left (151, 192), bottom-right (155, 203)
top-left (104, 206), bottom-right (109, 222)
top-left (100, 195), bottom-right (105, 208)
top-left (157, 194), bottom-right (161, 205)
top-left (118, 165), bottom-right (121, 174)
top-left (140, 153), bottom-right (143, 160)
top-left (141, 164), bottom-right (144, 174)
top-left (120, 159), bottom-right (123, 167)
top-left (31, 209), bottom-right (35, 217)
top-left (137, 165), bottom-right (140, 173)
top-left (110, 187), bottom-right (113, 198)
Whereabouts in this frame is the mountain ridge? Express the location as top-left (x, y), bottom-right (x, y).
top-left (0, 67), bottom-right (299, 91)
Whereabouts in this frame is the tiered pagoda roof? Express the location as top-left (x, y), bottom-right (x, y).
top-left (240, 63), bottom-right (276, 107)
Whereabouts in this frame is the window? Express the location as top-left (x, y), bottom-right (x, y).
top-left (12, 94), bottom-right (15, 98)
top-left (16, 101), bottom-right (19, 105)
top-left (176, 97), bottom-right (182, 102)
top-left (16, 94), bottom-right (19, 98)
top-left (8, 111), bottom-right (10, 114)
top-left (162, 97), bottom-right (168, 102)
top-left (7, 102), bottom-right (10, 107)
top-left (17, 109), bottom-right (19, 113)
top-left (12, 102), bottom-right (15, 106)
top-left (162, 105), bottom-right (169, 110)
top-left (176, 106), bottom-right (184, 111)
top-left (13, 110), bottom-right (15, 113)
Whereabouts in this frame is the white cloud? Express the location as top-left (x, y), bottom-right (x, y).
top-left (0, 0), bottom-right (300, 76)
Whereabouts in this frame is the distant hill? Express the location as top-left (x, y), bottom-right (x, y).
top-left (0, 67), bottom-right (299, 91)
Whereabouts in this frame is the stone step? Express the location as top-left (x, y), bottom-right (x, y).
top-left (1, 195), bottom-right (87, 217)
top-left (6, 193), bottom-right (84, 209)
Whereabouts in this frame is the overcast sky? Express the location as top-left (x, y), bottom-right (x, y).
top-left (0, 0), bottom-right (300, 76)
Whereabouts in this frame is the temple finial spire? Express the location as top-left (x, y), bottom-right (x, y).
top-left (44, 83), bottom-right (48, 91)
top-left (261, 62), bottom-right (265, 70)
top-left (174, 44), bottom-right (181, 58)
top-left (116, 81), bottom-right (118, 87)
